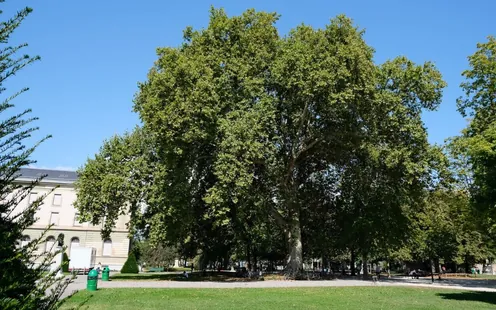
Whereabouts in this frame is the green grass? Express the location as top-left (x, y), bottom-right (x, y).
top-left (468, 274), bottom-right (496, 280)
top-left (59, 287), bottom-right (496, 310)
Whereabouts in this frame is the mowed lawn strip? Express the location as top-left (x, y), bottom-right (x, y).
top-left (59, 287), bottom-right (496, 310)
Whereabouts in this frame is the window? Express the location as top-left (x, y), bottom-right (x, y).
top-left (21, 235), bottom-right (30, 247)
top-left (49, 212), bottom-right (59, 226)
top-left (73, 213), bottom-right (82, 226)
top-left (28, 192), bottom-right (38, 204)
top-left (52, 194), bottom-right (62, 206)
top-left (70, 237), bottom-right (80, 253)
top-left (46, 236), bottom-right (56, 252)
top-left (102, 239), bottom-right (112, 256)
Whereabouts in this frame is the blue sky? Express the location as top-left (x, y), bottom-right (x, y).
top-left (3, 1), bottom-right (495, 171)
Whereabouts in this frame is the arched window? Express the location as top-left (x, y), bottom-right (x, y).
top-left (102, 239), bottom-right (112, 256)
top-left (21, 235), bottom-right (30, 247)
top-left (70, 237), bottom-right (80, 254)
top-left (46, 236), bottom-right (56, 252)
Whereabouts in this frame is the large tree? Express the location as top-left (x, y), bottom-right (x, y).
top-left (132, 8), bottom-right (445, 272)
top-left (0, 2), bottom-right (68, 309)
top-left (454, 36), bottom-right (496, 235)
top-left (133, 9), bottom-right (375, 272)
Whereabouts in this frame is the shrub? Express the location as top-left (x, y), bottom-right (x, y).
top-left (62, 252), bottom-right (70, 273)
top-left (121, 252), bottom-right (139, 274)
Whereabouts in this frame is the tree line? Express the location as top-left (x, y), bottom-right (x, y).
top-left (74, 8), bottom-right (496, 276)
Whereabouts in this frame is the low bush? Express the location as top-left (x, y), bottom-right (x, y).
top-left (121, 253), bottom-right (139, 274)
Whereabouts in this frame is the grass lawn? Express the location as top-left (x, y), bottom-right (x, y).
top-left (469, 274), bottom-right (496, 280)
top-left (59, 287), bottom-right (496, 310)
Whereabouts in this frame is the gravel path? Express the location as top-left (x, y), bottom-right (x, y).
top-left (59, 275), bottom-right (496, 300)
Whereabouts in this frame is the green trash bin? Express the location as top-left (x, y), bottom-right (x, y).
top-left (87, 269), bottom-right (98, 291)
top-left (102, 266), bottom-right (110, 281)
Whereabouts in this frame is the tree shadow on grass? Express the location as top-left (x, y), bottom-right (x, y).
top-left (111, 272), bottom-right (260, 282)
top-left (437, 291), bottom-right (496, 306)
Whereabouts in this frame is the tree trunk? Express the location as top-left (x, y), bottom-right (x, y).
top-left (351, 250), bottom-right (356, 276)
top-left (430, 259), bottom-right (435, 283)
top-left (362, 255), bottom-right (368, 278)
top-left (286, 220), bottom-right (303, 273)
top-left (223, 254), bottom-right (229, 270)
top-left (438, 260), bottom-right (442, 280)
top-left (246, 245), bottom-right (252, 271)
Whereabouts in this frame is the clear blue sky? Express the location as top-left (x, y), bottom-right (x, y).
top-left (3, 0), bottom-right (496, 171)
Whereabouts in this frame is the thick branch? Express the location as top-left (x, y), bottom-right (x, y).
top-left (295, 138), bottom-right (320, 160)
top-left (270, 206), bottom-right (288, 230)
top-left (284, 101), bottom-right (312, 185)
top-left (296, 101), bottom-right (310, 140)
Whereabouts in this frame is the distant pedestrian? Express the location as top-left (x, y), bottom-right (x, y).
top-left (409, 269), bottom-right (416, 279)
top-left (97, 262), bottom-right (102, 274)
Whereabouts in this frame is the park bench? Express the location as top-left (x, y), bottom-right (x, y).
top-left (443, 273), bottom-right (472, 278)
top-left (69, 267), bottom-right (92, 275)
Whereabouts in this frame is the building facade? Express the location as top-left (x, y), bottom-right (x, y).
top-left (14, 168), bottom-right (131, 270)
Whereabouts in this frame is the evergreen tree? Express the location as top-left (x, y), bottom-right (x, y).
top-left (0, 2), bottom-right (69, 309)
top-left (121, 253), bottom-right (139, 274)
top-left (61, 252), bottom-right (70, 273)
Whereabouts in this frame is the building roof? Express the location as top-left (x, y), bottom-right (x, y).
top-left (17, 168), bottom-right (78, 183)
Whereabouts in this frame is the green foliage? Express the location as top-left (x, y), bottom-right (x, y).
top-left (121, 253), bottom-right (139, 274)
top-left (0, 3), bottom-right (69, 309)
top-left (452, 37), bottom-right (496, 239)
top-left (62, 252), bottom-right (70, 273)
top-left (132, 8), bottom-right (445, 271)
top-left (457, 36), bottom-right (496, 133)
top-left (74, 127), bottom-right (155, 239)
top-left (77, 8), bottom-right (447, 272)
top-left (134, 241), bottom-right (177, 268)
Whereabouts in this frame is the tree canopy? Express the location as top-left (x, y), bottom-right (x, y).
top-left (76, 8), bottom-right (461, 274)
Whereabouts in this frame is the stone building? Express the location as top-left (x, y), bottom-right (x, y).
top-left (14, 168), bottom-right (131, 270)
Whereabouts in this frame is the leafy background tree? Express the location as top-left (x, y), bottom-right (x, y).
top-left (74, 126), bottom-right (155, 239)
top-left (134, 241), bottom-right (177, 270)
